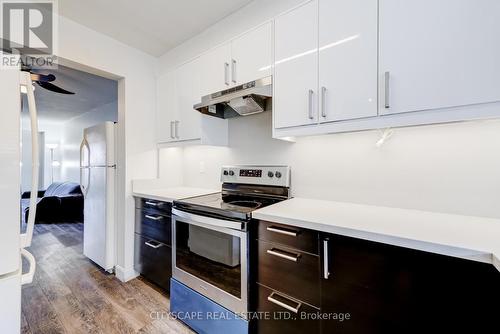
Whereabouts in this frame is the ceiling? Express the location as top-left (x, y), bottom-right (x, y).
top-left (59, 0), bottom-right (254, 57)
top-left (26, 65), bottom-right (117, 122)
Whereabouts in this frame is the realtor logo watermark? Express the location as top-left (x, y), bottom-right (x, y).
top-left (1, 0), bottom-right (58, 69)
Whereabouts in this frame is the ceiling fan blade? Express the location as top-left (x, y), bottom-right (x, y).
top-left (36, 81), bottom-right (75, 95)
top-left (30, 73), bottom-right (56, 82)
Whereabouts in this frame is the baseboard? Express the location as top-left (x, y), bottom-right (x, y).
top-left (115, 265), bottom-right (139, 282)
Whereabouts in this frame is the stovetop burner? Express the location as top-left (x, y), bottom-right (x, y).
top-left (226, 200), bottom-right (262, 209)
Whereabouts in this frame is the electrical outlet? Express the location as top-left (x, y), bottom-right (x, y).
top-left (199, 161), bottom-right (205, 173)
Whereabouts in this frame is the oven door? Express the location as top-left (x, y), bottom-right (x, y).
top-left (172, 209), bottom-right (248, 316)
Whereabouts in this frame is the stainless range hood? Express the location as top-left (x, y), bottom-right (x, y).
top-left (194, 76), bottom-right (272, 119)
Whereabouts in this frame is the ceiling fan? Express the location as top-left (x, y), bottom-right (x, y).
top-left (21, 66), bottom-right (75, 95)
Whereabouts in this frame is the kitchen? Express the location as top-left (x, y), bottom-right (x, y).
top-left (1, 0), bottom-right (500, 333)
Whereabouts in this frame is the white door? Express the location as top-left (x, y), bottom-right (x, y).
top-left (156, 71), bottom-right (178, 143)
top-left (0, 65), bottom-right (22, 334)
top-left (319, 0), bottom-right (378, 122)
top-left (379, 0), bottom-right (500, 115)
top-left (83, 166), bottom-right (108, 269)
top-left (175, 60), bottom-right (201, 141)
top-left (231, 22), bottom-right (273, 85)
top-left (274, 0), bottom-right (319, 129)
top-left (198, 43), bottom-right (231, 96)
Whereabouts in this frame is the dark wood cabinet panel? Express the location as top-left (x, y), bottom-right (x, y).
top-left (254, 283), bottom-right (320, 334)
top-left (320, 233), bottom-right (500, 334)
top-left (134, 233), bottom-right (172, 291)
top-left (257, 240), bottom-right (320, 307)
top-left (258, 220), bottom-right (319, 255)
top-left (134, 208), bottom-right (172, 245)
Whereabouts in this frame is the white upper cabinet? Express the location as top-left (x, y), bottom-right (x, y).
top-left (274, 0), bottom-right (319, 129)
top-left (156, 71), bottom-right (177, 143)
top-left (318, 0), bottom-right (378, 122)
top-left (198, 43), bottom-right (232, 96)
top-left (175, 60), bottom-right (201, 142)
top-left (380, 0), bottom-right (500, 115)
top-left (231, 22), bottom-right (273, 85)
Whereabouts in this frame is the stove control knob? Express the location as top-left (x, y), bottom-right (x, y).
top-left (275, 171), bottom-right (282, 178)
top-left (223, 170), bottom-right (229, 176)
top-left (229, 170), bottom-right (235, 176)
top-left (267, 171), bottom-right (274, 178)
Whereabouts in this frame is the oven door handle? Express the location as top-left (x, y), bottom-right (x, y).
top-left (172, 208), bottom-right (244, 231)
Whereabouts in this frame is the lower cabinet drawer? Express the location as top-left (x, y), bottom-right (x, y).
top-left (134, 233), bottom-right (172, 291)
top-left (254, 283), bottom-right (320, 334)
top-left (257, 240), bottom-right (320, 307)
top-left (135, 209), bottom-right (172, 245)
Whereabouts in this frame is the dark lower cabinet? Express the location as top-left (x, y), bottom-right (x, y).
top-left (134, 233), bottom-right (172, 290)
top-left (254, 283), bottom-right (320, 334)
top-left (134, 197), bottom-right (172, 291)
top-left (320, 233), bottom-right (500, 334)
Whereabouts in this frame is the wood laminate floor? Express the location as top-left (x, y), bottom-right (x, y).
top-left (21, 223), bottom-right (193, 334)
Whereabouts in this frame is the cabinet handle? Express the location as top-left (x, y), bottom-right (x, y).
top-left (231, 59), bottom-right (237, 84)
top-left (323, 239), bottom-right (330, 279)
top-left (384, 71), bottom-right (390, 109)
top-left (145, 240), bottom-right (163, 249)
top-left (175, 120), bottom-right (180, 139)
top-left (308, 89), bottom-right (314, 120)
top-left (321, 86), bottom-right (327, 118)
top-left (266, 226), bottom-right (298, 237)
top-left (145, 214), bottom-right (163, 221)
top-left (170, 121), bottom-right (175, 139)
top-left (267, 292), bottom-right (302, 314)
top-left (145, 201), bottom-right (159, 207)
top-left (266, 248), bottom-right (301, 262)
top-left (224, 62), bottom-right (230, 86)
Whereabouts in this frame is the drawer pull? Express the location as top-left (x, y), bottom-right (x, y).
top-left (145, 201), bottom-right (159, 207)
top-left (145, 214), bottom-right (163, 221)
top-left (266, 248), bottom-right (301, 262)
top-left (267, 292), bottom-right (301, 314)
top-left (266, 226), bottom-right (298, 237)
top-left (145, 240), bottom-right (163, 249)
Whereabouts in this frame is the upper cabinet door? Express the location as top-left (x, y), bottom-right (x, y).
top-left (156, 71), bottom-right (177, 143)
top-left (198, 43), bottom-right (231, 96)
top-left (175, 60), bottom-right (201, 141)
top-left (380, 0), bottom-right (500, 115)
top-left (231, 22), bottom-right (273, 85)
top-left (274, 0), bottom-right (319, 129)
top-left (318, 0), bottom-right (377, 122)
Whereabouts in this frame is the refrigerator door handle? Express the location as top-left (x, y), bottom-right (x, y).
top-left (20, 71), bottom-right (39, 249)
top-left (79, 138), bottom-right (91, 197)
top-left (20, 248), bottom-right (36, 285)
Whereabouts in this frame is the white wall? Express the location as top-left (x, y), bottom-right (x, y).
top-left (56, 15), bottom-right (158, 281)
top-left (157, 0), bottom-right (500, 220)
top-left (60, 101), bottom-right (117, 183)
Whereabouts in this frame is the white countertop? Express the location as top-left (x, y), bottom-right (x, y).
top-left (132, 187), bottom-right (218, 203)
top-left (253, 198), bottom-right (500, 272)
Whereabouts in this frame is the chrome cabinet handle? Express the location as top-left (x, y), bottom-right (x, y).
top-left (267, 292), bottom-right (302, 313)
top-left (323, 238), bottom-right (330, 279)
top-left (175, 120), bottom-right (180, 139)
top-left (145, 240), bottom-right (163, 249)
top-left (266, 226), bottom-right (298, 237)
top-left (321, 86), bottom-right (327, 118)
top-left (308, 89), bottom-right (314, 120)
top-left (224, 62), bottom-right (230, 85)
top-left (145, 214), bottom-right (163, 221)
top-left (170, 121), bottom-right (175, 139)
top-left (145, 201), bottom-right (158, 207)
top-left (231, 59), bottom-right (237, 84)
top-left (384, 71), bottom-right (390, 109)
top-left (266, 248), bottom-right (301, 262)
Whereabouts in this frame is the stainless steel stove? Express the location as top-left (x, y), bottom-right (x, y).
top-left (170, 165), bottom-right (290, 326)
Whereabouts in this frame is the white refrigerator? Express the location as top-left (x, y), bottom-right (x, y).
top-left (0, 69), bottom-right (39, 333)
top-left (80, 122), bottom-right (116, 272)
